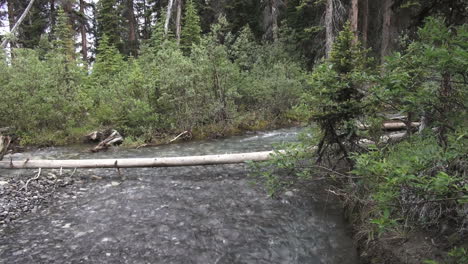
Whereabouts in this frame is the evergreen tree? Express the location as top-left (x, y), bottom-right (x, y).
top-left (180, 0), bottom-right (201, 54)
top-left (304, 23), bottom-right (371, 165)
top-left (149, 8), bottom-right (168, 53)
top-left (92, 34), bottom-right (124, 80)
top-left (53, 7), bottom-right (75, 61)
top-left (97, 0), bottom-right (122, 53)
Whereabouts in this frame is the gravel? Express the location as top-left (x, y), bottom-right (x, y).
top-left (0, 170), bottom-right (76, 226)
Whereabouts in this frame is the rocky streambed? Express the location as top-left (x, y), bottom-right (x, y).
top-left (0, 128), bottom-right (360, 264)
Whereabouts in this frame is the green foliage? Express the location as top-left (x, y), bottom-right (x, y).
top-left (53, 8), bottom-right (75, 60)
top-left (353, 131), bottom-right (467, 233)
top-left (181, 0), bottom-right (202, 54)
top-left (377, 17), bottom-right (468, 145)
top-left (303, 22), bottom-right (373, 164)
top-left (0, 49), bottom-right (89, 145)
top-left (97, 0), bottom-right (123, 52)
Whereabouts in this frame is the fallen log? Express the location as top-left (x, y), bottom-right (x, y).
top-left (0, 151), bottom-right (276, 169)
top-left (358, 122), bottom-right (420, 131)
top-left (0, 129), bottom-right (410, 170)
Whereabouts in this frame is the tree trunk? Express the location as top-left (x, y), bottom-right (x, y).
top-left (361, 0), bottom-right (368, 47)
top-left (325, 0), bottom-right (334, 57)
top-left (7, 0), bottom-right (15, 30)
top-left (381, 0), bottom-right (393, 62)
top-left (164, 0), bottom-right (174, 35)
top-left (175, 0), bottom-right (182, 44)
top-left (125, 0), bottom-right (138, 56)
top-left (50, 0), bottom-right (56, 37)
top-left (350, 0), bottom-right (359, 40)
top-left (0, 151), bottom-right (277, 169)
top-left (270, 0), bottom-right (279, 41)
top-left (79, 0), bottom-right (88, 62)
top-left (1, 0), bottom-right (36, 49)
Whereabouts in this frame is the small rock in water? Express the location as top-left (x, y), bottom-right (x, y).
top-left (0, 181), bottom-right (9, 186)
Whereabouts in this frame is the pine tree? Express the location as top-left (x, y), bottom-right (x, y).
top-left (97, 0), bottom-right (122, 53)
top-left (180, 0), bottom-right (201, 54)
top-left (92, 34), bottom-right (124, 79)
top-left (53, 7), bottom-right (75, 61)
top-left (149, 9), bottom-right (167, 52)
top-left (305, 22), bottom-right (371, 165)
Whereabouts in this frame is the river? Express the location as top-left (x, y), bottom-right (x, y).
top-left (0, 127), bottom-right (359, 264)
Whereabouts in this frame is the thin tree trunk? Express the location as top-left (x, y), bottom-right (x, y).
top-left (127, 0), bottom-right (138, 56)
top-left (381, 0), bottom-right (393, 62)
top-left (175, 0), bottom-right (182, 44)
top-left (79, 0), bottom-right (88, 62)
top-left (7, 0), bottom-right (15, 30)
top-left (361, 0), bottom-right (368, 47)
top-left (164, 0), bottom-right (174, 35)
top-left (350, 0), bottom-right (359, 40)
top-left (325, 0), bottom-right (334, 57)
top-left (270, 0), bottom-right (279, 41)
top-left (1, 0), bottom-right (36, 49)
top-left (142, 0), bottom-right (150, 39)
top-left (50, 0), bottom-right (56, 37)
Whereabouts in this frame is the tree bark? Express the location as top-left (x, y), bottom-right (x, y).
top-left (361, 0), bottom-right (368, 47)
top-left (164, 0), bottom-right (174, 35)
top-left (381, 0), bottom-right (393, 62)
top-left (325, 0), bottom-right (334, 57)
top-left (350, 0), bottom-right (359, 40)
top-left (1, 0), bottom-right (36, 49)
top-left (175, 0), bottom-right (182, 44)
top-left (270, 0), bottom-right (279, 41)
top-left (126, 0), bottom-right (138, 56)
top-left (79, 0), bottom-right (88, 62)
top-left (50, 0), bottom-right (56, 37)
top-left (7, 0), bottom-right (15, 30)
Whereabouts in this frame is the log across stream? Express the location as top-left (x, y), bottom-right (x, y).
top-left (0, 127), bottom-right (359, 263)
top-left (0, 151), bottom-right (276, 169)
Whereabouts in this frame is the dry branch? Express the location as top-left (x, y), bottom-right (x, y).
top-left (1, 0), bottom-right (36, 49)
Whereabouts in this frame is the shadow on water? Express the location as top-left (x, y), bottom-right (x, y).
top-left (0, 128), bottom-right (359, 264)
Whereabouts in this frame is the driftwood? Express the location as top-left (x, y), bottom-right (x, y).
top-left (358, 121), bottom-right (420, 131)
top-left (0, 151), bottom-right (276, 169)
top-left (88, 130), bottom-right (123, 152)
top-left (0, 135), bottom-right (11, 161)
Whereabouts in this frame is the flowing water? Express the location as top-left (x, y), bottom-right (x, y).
top-left (0, 128), bottom-right (359, 264)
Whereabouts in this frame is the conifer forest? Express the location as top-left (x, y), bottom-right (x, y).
top-left (0, 0), bottom-right (467, 263)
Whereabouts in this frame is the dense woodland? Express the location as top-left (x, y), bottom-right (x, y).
top-left (0, 0), bottom-right (467, 262)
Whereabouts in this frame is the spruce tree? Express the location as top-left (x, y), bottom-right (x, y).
top-left (180, 0), bottom-right (201, 54)
top-left (53, 8), bottom-right (75, 61)
top-left (305, 22), bottom-right (371, 165)
top-left (92, 34), bottom-right (124, 80)
top-left (97, 0), bottom-right (122, 53)
top-left (149, 9), bottom-right (168, 53)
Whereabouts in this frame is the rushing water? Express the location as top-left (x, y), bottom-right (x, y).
top-left (0, 128), bottom-right (359, 264)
